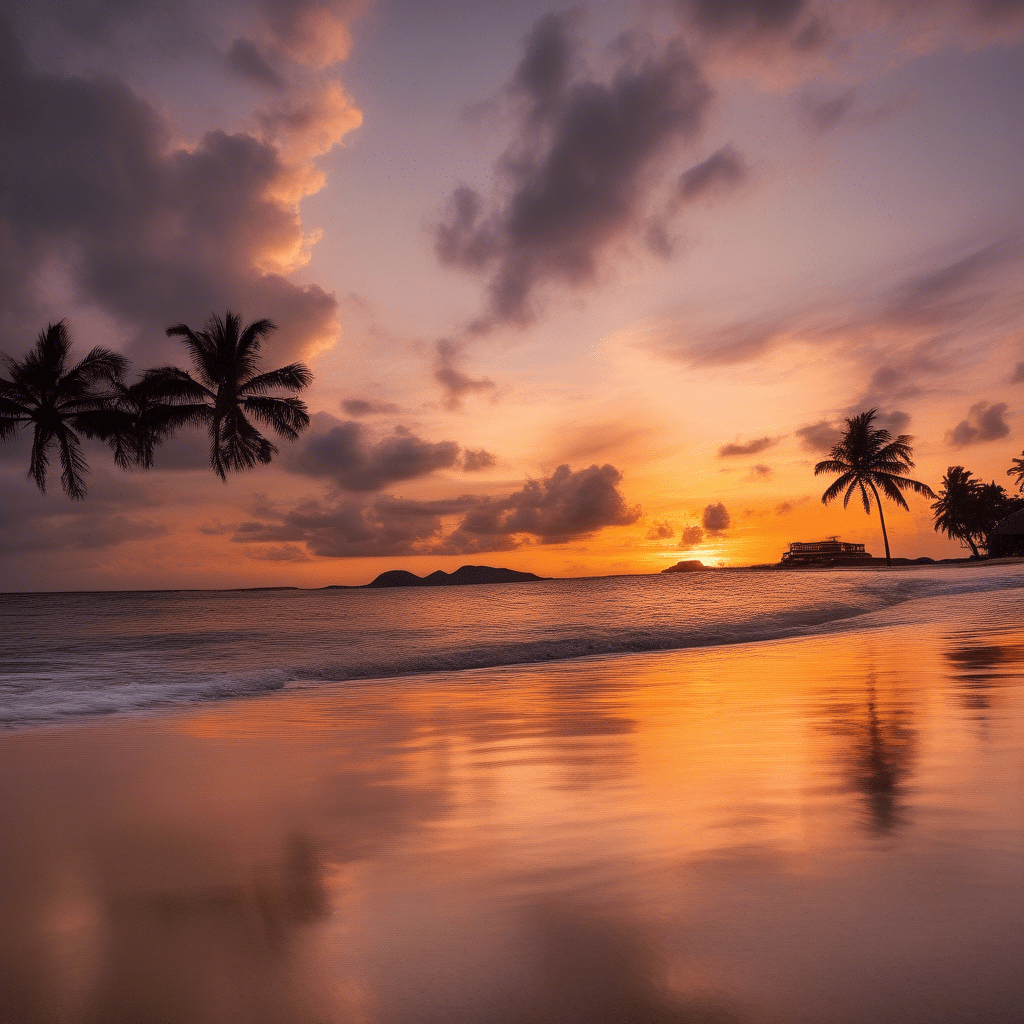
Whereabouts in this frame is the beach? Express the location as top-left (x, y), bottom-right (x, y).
top-left (2, 569), bottom-right (1023, 1023)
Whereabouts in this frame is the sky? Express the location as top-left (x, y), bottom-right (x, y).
top-left (1, 0), bottom-right (1023, 590)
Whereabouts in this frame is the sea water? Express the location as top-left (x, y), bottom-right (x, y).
top-left (2, 562), bottom-right (1023, 726)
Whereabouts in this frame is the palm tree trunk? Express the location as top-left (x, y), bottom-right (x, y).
top-left (868, 481), bottom-right (892, 567)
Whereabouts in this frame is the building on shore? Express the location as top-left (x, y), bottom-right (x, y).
top-left (988, 509), bottom-right (1024, 558)
top-left (780, 537), bottom-right (873, 566)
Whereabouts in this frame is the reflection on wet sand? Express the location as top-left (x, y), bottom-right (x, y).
top-left (2, 592), bottom-right (1024, 1023)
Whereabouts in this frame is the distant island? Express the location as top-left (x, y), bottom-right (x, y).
top-left (325, 565), bottom-right (550, 589)
top-left (661, 560), bottom-right (709, 573)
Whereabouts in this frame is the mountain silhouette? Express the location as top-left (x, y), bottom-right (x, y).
top-left (326, 565), bottom-right (549, 589)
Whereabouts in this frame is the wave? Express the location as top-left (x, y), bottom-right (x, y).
top-left (3, 565), bottom-right (1022, 728)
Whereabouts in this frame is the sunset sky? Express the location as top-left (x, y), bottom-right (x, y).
top-left (2, 0), bottom-right (1023, 590)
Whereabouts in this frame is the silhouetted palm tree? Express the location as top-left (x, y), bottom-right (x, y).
top-left (0, 321), bottom-right (127, 498)
top-left (1008, 453), bottom-right (1024, 492)
top-left (815, 410), bottom-right (935, 566)
top-left (932, 466), bottom-right (984, 557)
top-left (150, 312), bottom-right (312, 480)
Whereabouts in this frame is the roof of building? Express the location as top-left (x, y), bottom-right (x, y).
top-left (992, 508), bottom-right (1024, 535)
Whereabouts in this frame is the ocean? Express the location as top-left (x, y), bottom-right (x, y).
top-left (3, 562), bottom-right (1024, 727)
top-left (2, 563), bottom-right (1023, 1022)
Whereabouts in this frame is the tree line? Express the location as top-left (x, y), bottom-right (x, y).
top-left (815, 409), bottom-right (1024, 565)
top-left (0, 312), bottom-right (312, 499)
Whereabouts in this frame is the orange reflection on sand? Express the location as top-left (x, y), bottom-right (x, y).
top-left (2, 597), bottom-right (1024, 1023)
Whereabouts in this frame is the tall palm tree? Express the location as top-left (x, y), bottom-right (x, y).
top-left (931, 466), bottom-right (984, 558)
top-left (0, 321), bottom-right (128, 499)
top-left (150, 311), bottom-right (312, 480)
top-left (814, 410), bottom-right (935, 567)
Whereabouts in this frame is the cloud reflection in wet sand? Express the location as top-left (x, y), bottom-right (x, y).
top-left (2, 593), bottom-right (1024, 1023)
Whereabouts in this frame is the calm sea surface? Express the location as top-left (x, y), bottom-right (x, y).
top-left (1, 565), bottom-right (1023, 1022)
top-left (2, 564), bottom-right (1024, 726)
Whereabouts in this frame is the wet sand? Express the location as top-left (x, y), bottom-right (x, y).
top-left (2, 587), bottom-right (1023, 1023)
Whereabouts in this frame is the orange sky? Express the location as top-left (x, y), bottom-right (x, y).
top-left (1, 0), bottom-right (1023, 589)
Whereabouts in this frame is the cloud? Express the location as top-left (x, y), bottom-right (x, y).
top-left (462, 449), bottom-right (497, 472)
top-left (670, 0), bottom-right (1024, 77)
top-left (286, 414), bottom-right (462, 491)
top-left (798, 87), bottom-right (908, 133)
top-left (0, 12), bottom-right (360, 363)
top-left (226, 38), bottom-right (285, 90)
top-left (702, 502), bottom-right (731, 535)
top-left (718, 435), bottom-right (777, 457)
top-left (341, 398), bottom-right (401, 416)
top-left (1012, 362), bottom-right (1024, 384)
top-left (434, 339), bottom-right (496, 408)
top-left (642, 236), bottom-right (1024, 378)
top-left (239, 464), bottom-right (641, 557)
top-left (0, 470), bottom-right (168, 552)
top-left (798, 87), bottom-right (857, 131)
top-left (676, 145), bottom-right (749, 201)
top-left (646, 520), bottom-right (675, 540)
top-left (679, 524), bottom-right (705, 548)
top-left (946, 400), bottom-right (1011, 446)
top-left (434, 12), bottom-right (713, 326)
top-left (750, 463), bottom-right (773, 477)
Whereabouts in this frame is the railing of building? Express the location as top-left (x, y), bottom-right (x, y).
top-left (786, 537), bottom-right (866, 555)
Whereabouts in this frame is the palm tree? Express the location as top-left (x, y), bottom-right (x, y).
top-left (814, 410), bottom-right (935, 567)
top-left (1008, 453), bottom-right (1024, 492)
top-left (932, 466), bottom-right (984, 558)
top-left (0, 321), bottom-right (128, 499)
top-left (150, 311), bottom-right (312, 480)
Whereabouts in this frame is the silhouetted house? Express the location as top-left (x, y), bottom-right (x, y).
top-left (988, 508), bottom-right (1024, 557)
top-left (780, 537), bottom-right (872, 565)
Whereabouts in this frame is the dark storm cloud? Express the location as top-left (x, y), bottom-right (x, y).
top-left (718, 435), bottom-right (777, 457)
top-left (434, 12), bottom-right (713, 326)
top-left (286, 414), bottom-right (462, 492)
top-left (434, 339), bottom-right (496, 408)
top-left (226, 38), bottom-right (285, 89)
top-left (239, 464), bottom-right (640, 558)
top-left (946, 401), bottom-right (1011, 447)
top-left (341, 398), bottom-right (402, 416)
top-left (676, 145), bottom-right (749, 202)
top-left (0, 14), bottom-right (352, 363)
top-left (702, 501), bottom-right (731, 535)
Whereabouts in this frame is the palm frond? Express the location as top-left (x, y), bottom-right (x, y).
top-left (821, 472), bottom-right (854, 505)
top-left (815, 459), bottom-right (851, 477)
top-left (239, 363), bottom-right (313, 395)
top-left (873, 472), bottom-right (911, 511)
top-left (56, 426), bottom-right (89, 500)
top-left (28, 428), bottom-right (52, 494)
top-left (241, 395), bottom-right (310, 440)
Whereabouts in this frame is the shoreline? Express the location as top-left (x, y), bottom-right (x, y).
top-left (3, 555), bottom-right (1022, 596)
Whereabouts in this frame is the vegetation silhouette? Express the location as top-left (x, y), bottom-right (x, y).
top-left (148, 312), bottom-right (312, 480)
top-left (0, 321), bottom-right (127, 498)
top-left (932, 466), bottom-right (1022, 557)
top-left (814, 409), bottom-right (935, 567)
top-left (1008, 452), bottom-right (1024, 492)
